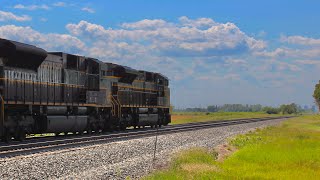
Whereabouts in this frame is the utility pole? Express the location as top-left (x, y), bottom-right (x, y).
top-left (153, 123), bottom-right (159, 166)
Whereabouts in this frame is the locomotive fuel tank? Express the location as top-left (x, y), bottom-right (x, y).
top-left (138, 108), bottom-right (158, 114)
top-left (45, 116), bottom-right (88, 133)
top-left (77, 107), bottom-right (87, 115)
top-left (138, 108), bottom-right (149, 114)
top-left (46, 106), bottom-right (88, 116)
top-left (137, 114), bottom-right (158, 126)
top-left (46, 106), bottom-right (68, 115)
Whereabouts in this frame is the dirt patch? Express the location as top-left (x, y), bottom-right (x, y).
top-left (171, 115), bottom-right (195, 121)
top-left (151, 158), bottom-right (171, 171)
top-left (181, 163), bottom-right (220, 172)
top-left (214, 144), bottom-right (237, 162)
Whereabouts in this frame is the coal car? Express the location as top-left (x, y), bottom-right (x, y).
top-left (0, 38), bottom-right (171, 142)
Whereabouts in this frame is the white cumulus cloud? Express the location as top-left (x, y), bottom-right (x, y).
top-left (66, 17), bottom-right (266, 58)
top-left (0, 11), bottom-right (31, 22)
top-left (179, 16), bottom-right (218, 28)
top-left (14, 4), bottom-right (50, 11)
top-left (0, 25), bottom-right (85, 53)
top-left (81, 7), bottom-right (95, 13)
top-left (281, 35), bottom-right (320, 46)
top-left (122, 19), bottom-right (170, 29)
top-left (255, 35), bottom-right (320, 59)
top-left (53, 2), bottom-right (67, 7)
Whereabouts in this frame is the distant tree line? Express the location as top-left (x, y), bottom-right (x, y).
top-left (174, 103), bottom-right (314, 114)
top-left (207, 104), bottom-right (263, 112)
top-left (263, 103), bottom-right (300, 114)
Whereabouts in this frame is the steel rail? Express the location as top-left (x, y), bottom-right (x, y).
top-left (0, 116), bottom-right (292, 158)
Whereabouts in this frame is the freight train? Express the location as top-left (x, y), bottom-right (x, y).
top-left (0, 38), bottom-right (171, 142)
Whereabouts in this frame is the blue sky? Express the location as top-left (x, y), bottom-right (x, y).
top-left (0, 0), bottom-right (319, 108)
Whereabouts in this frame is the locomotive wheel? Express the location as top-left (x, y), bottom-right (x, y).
top-left (92, 128), bottom-right (98, 134)
top-left (119, 124), bottom-right (126, 131)
top-left (16, 130), bottom-right (26, 141)
top-left (119, 122), bottom-right (127, 131)
top-left (3, 132), bottom-right (12, 143)
top-left (87, 127), bottom-right (92, 134)
top-left (91, 124), bottom-right (99, 133)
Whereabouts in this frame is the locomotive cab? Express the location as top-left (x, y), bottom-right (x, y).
top-left (0, 39), bottom-right (48, 141)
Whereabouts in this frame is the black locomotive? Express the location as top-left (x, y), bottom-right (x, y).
top-left (0, 38), bottom-right (171, 142)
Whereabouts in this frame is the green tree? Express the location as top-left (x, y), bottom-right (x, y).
top-left (263, 106), bottom-right (280, 114)
top-left (280, 103), bottom-right (298, 114)
top-left (207, 105), bottom-right (218, 112)
top-left (313, 81), bottom-right (320, 111)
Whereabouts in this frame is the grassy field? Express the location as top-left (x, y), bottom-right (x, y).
top-left (171, 111), bottom-right (285, 124)
top-left (145, 115), bottom-right (320, 179)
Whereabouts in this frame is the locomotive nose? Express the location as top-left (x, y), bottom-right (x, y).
top-left (0, 38), bottom-right (47, 70)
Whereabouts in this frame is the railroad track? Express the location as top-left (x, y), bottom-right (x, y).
top-left (0, 116), bottom-right (292, 158)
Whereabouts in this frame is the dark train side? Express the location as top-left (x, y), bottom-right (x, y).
top-left (0, 38), bottom-right (171, 142)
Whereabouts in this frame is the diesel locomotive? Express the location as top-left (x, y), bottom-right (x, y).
top-left (0, 38), bottom-right (171, 142)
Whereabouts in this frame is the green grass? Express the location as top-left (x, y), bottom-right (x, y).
top-left (171, 111), bottom-right (287, 124)
top-left (145, 115), bottom-right (320, 179)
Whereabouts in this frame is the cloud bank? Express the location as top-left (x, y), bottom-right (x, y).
top-left (0, 11), bottom-right (31, 22)
top-left (13, 4), bottom-right (50, 11)
top-left (0, 16), bottom-right (318, 106)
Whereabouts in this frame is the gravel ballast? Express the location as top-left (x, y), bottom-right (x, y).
top-left (0, 118), bottom-right (287, 179)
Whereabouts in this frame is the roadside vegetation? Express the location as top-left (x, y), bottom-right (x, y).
top-left (171, 103), bottom-right (313, 124)
top-left (145, 115), bottom-right (320, 179)
top-left (171, 111), bottom-right (285, 124)
top-left (175, 103), bottom-right (314, 114)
